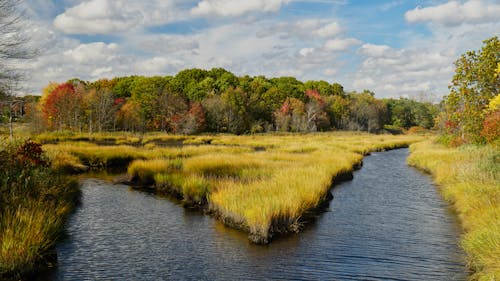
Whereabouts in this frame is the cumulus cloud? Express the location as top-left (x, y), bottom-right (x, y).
top-left (314, 22), bottom-right (342, 37)
top-left (359, 44), bottom-right (393, 57)
top-left (191, 0), bottom-right (290, 17)
top-left (354, 43), bottom-right (457, 98)
top-left (324, 38), bottom-right (361, 51)
top-left (405, 0), bottom-right (500, 26)
top-left (64, 42), bottom-right (119, 64)
top-left (53, 0), bottom-right (180, 34)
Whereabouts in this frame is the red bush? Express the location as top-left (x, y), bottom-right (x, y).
top-left (481, 110), bottom-right (500, 143)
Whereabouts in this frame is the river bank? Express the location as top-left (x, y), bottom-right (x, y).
top-left (408, 141), bottom-right (499, 280)
top-left (0, 140), bottom-right (80, 280)
top-left (46, 148), bottom-right (465, 280)
top-left (2, 132), bottom-right (426, 278)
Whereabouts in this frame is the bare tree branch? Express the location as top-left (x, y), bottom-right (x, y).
top-left (0, 0), bottom-right (37, 97)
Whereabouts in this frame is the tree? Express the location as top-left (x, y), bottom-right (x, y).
top-left (82, 87), bottom-right (118, 133)
top-left (0, 0), bottom-right (37, 138)
top-left (346, 91), bottom-right (387, 133)
top-left (180, 103), bottom-right (205, 134)
top-left (443, 36), bottom-right (500, 143)
top-left (130, 76), bottom-right (169, 130)
top-left (116, 100), bottom-right (143, 132)
top-left (40, 82), bottom-right (83, 131)
top-left (0, 0), bottom-right (36, 93)
top-left (325, 95), bottom-right (349, 129)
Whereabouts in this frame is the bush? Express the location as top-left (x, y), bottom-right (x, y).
top-left (0, 139), bottom-right (79, 277)
top-left (481, 110), bottom-right (500, 144)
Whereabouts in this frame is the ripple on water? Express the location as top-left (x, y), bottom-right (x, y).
top-left (42, 148), bottom-right (466, 281)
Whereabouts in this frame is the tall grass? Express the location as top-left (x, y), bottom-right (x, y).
top-left (0, 139), bottom-right (80, 278)
top-left (121, 133), bottom-right (424, 243)
top-left (408, 141), bottom-right (499, 281)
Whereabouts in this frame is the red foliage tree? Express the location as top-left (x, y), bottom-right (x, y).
top-left (180, 103), bottom-right (206, 134)
top-left (41, 82), bottom-right (82, 130)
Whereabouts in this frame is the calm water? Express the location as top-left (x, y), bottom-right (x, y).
top-left (44, 148), bottom-right (466, 280)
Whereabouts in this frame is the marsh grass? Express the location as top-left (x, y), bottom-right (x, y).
top-left (0, 139), bottom-right (80, 278)
top-left (408, 141), bottom-right (499, 280)
top-left (40, 132), bottom-right (424, 243)
top-left (116, 132), bottom-right (423, 242)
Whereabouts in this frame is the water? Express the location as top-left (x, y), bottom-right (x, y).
top-left (44, 148), bottom-right (466, 280)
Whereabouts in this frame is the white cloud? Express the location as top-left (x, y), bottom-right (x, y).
top-left (314, 22), bottom-right (342, 37)
top-left (53, 0), bottom-right (180, 34)
top-left (324, 38), bottom-right (361, 51)
top-left (299, 48), bottom-right (314, 56)
top-left (354, 44), bottom-right (457, 98)
top-left (134, 57), bottom-right (180, 74)
top-left (405, 0), bottom-right (500, 26)
top-left (91, 67), bottom-right (113, 77)
top-left (64, 42), bottom-right (119, 64)
top-left (191, 0), bottom-right (290, 17)
top-left (359, 44), bottom-right (392, 57)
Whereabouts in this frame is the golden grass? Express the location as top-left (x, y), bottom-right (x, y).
top-left (0, 202), bottom-right (65, 274)
top-left (117, 132), bottom-right (424, 242)
top-left (408, 141), bottom-right (500, 281)
top-left (40, 132), bottom-right (425, 243)
top-left (0, 138), bottom-right (80, 278)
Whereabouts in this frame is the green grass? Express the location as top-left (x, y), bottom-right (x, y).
top-left (408, 141), bottom-right (500, 281)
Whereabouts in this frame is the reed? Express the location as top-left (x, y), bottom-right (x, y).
top-left (40, 132), bottom-right (424, 244)
top-left (0, 139), bottom-right (80, 278)
top-left (408, 141), bottom-right (499, 280)
top-left (121, 133), bottom-right (423, 242)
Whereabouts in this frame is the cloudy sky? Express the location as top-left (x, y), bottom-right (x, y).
top-left (20, 0), bottom-right (500, 98)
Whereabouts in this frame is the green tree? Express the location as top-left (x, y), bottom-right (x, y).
top-left (304, 80), bottom-right (333, 96)
top-left (129, 76), bottom-right (169, 130)
top-left (270, 77), bottom-right (305, 101)
top-left (346, 91), bottom-right (388, 133)
top-left (112, 76), bottom-right (138, 98)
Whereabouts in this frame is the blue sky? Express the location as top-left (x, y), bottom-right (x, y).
top-left (21, 0), bottom-right (500, 99)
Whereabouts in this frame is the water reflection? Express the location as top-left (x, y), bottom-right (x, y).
top-left (46, 148), bottom-right (466, 280)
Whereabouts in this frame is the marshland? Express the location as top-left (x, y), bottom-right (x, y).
top-left (1, 0), bottom-right (499, 278)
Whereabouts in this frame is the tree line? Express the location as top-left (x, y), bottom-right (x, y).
top-left (15, 68), bottom-right (437, 135)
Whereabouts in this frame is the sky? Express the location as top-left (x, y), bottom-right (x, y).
top-left (19, 0), bottom-right (500, 99)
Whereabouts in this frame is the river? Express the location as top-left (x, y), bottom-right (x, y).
top-left (42, 148), bottom-right (466, 280)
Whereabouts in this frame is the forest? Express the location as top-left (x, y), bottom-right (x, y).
top-left (2, 68), bottom-right (437, 135)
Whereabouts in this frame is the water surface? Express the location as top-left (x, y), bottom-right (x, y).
top-left (46, 148), bottom-right (466, 280)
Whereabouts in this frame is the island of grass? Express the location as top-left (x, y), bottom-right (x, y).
top-left (40, 132), bottom-right (425, 243)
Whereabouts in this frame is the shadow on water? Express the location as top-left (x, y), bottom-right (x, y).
top-left (40, 148), bottom-right (466, 280)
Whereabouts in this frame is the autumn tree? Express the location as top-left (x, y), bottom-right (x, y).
top-left (116, 100), bottom-right (143, 132)
top-left (274, 98), bottom-right (307, 132)
top-left (442, 36), bottom-right (500, 144)
top-left (40, 82), bottom-right (83, 131)
top-left (179, 103), bottom-right (206, 134)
